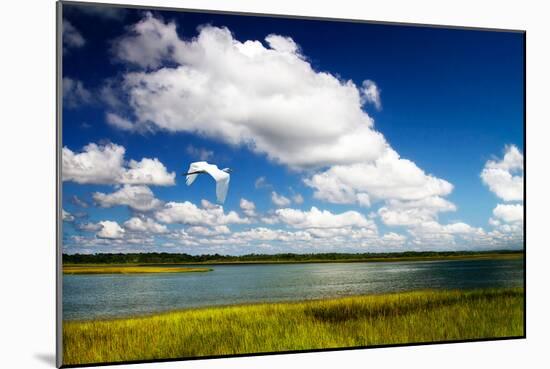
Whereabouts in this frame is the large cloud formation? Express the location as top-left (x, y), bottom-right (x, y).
top-left (110, 14), bottom-right (388, 169)
top-left (63, 14), bottom-right (524, 254)
top-left (107, 14), bottom-right (461, 231)
top-left (91, 13), bottom-right (517, 252)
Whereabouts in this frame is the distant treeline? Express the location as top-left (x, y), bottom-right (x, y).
top-left (62, 250), bottom-right (523, 265)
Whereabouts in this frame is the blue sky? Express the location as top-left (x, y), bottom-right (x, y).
top-left (61, 3), bottom-right (524, 255)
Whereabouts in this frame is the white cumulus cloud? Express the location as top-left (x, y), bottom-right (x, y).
top-left (239, 198), bottom-right (257, 217)
top-left (408, 220), bottom-right (485, 247)
top-left (271, 191), bottom-right (292, 207)
top-left (186, 225), bottom-right (231, 236)
top-left (155, 200), bottom-right (248, 226)
top-left (381, 232), bottom-right (407, 246)
top-left (234, 227), bottom-right (312, 243)
top-left (305, 148), bottom-right (453, 206)
top-left (63, 19), bottom-right (85, 49)
top-left (378, 196), bottom-right (456, 226)
top-left (77, 222), bottom-right (102, 232)
top-left (275, 207), bottom-right (374, 229)
top-left (481, 145), bottom-right (523, 202)
top-left (93, 185), bottom-right (163, 212)
top-left (63, 77), bottom-right (92, 108)
top-left (106, 113), bottom-right (135, 131)
top-left (361, 79), bottom-right (382, 110)
top-left (97, 220), bottom-right (125, 239)
top-left (255, 176), bottom-right (271, 189)
top-left (492, 204), bottom-right (523, 224)
top-left (123, 216), bottom-right (168, 233)
top-left (64, 14), bottom-right (523, 253)
top-left (108, 14), bottom-right (456, 230)
top-left (63, 142), bottom-right (175, 186)
top-left (112, 15), bottom-right (388, 169)
top-left (292, 194), bottom-right (304, 205)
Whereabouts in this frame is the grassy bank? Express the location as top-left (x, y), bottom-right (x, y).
top-left (63, 266), bottom-right (212, 275)
top-left (63, 288), bottom-right (524, 366)
top-left (63, 252), bottom-right (524, 268)
top-left (149, 252), bottom-right (523, 265)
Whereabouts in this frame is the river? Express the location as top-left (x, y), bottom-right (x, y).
top-left (63, 258), bottom-right (524, 320)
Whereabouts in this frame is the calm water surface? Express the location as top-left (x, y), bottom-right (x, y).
top-left (63, 258), bottom-right (523, 320)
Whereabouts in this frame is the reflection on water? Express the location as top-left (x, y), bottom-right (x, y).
top-left (63, 258), bottom-right (524, 320)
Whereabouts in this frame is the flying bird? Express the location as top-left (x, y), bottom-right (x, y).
top-left (183, 161), bottom-right (232, 203)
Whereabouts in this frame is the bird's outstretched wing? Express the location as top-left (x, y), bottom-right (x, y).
top-left (201, 164), bottom-right (230, 203)
top-left (185, 161), bottom-right (231, 203)
top-left (215, 174), bottom-right (230, 203)
top-left (185, 161), bottom-right (208, 186)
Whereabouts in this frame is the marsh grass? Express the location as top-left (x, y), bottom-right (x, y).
top-left (63, 288), bottom-right (524, 366)
top-left (63, 266), bottom-right (212, 275)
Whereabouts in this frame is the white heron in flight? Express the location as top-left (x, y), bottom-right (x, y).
top-left (183, 161), bottom-right (232, 203)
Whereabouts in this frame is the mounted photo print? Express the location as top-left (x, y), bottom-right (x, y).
top-left (57, 1), bottom-right (525, 367)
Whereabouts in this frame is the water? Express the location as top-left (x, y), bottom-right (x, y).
top-left (63, 258), bottom-right (524, 320)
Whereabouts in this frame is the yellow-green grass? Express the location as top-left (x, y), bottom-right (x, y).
top-left (63, 288), bottom-right (524, 365)
top-left (63, 266), bottom-right (212, 275)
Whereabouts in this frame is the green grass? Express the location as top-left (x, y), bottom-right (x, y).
top-left (63, 288), bottom-right (524, 365)
top-left (147, 252), bottom-right (523, 265)
top-left (63, 266), bottom-right (212, 274)
top-left (63, 251), bottom-right (524, 266)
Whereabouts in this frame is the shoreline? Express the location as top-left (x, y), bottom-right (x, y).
top-left (63, 266), bottom-right (213, 275)
top-left (63, 286), bottom-right (523, 323)
top-left (63, 252), bottom-right (523, 267)
top-left (63, 287), bottom-right (524, 365)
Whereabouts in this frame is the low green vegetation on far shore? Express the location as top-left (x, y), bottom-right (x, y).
top-left (63, 266), bottom-right (212, 275)
top-left (63, 287), bottom-right (524, 366)
top-left (63, 250), bottom-right (524, 266)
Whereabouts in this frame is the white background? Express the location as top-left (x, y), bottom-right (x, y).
top-left (0, 0), bottom-right (548, 368)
